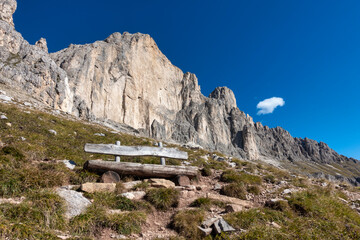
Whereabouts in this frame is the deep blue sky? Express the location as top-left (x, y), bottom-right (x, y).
top-left (15, 0), bottom-right (360, 159)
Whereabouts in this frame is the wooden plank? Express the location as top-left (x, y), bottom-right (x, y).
top-left (84, 160), bottom-right (198, 178)
top-left (84, 143), bottom-right (188, 159)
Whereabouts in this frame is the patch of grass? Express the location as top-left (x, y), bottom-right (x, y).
top-left (0, 190), bottom-right (66, 239)
top-left (190, 197), bottom-right (226, 210)
top-left (221, 183), bottom-right (247, 200)
top-left (172, 209), bottom-right (205, 240)
top-left (132, 181), bottom-right (150, 191)
top-left (0, 162), bottom-right (75, 197)
top-left (71, 205), bottom-right (146, 237)
top-left (224, 188), bottom-right (360, 239)
top-left (86, 192), bottom-right (152, 212)
top-left (290, 177), bottom-right (310, 188)
top-left (146, 188), bottom-right (180, 210)
top-left (221, 170), bottom-right (262, 185)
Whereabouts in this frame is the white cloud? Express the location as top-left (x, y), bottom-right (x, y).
top-left (257, 97), bottom-right (285, 115)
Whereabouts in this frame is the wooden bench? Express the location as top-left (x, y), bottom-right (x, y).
top-left (83, 141), bottom-right (198, 178)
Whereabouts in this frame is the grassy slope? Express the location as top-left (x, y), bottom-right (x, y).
top-left (1, 102), bottom-right (360, 239)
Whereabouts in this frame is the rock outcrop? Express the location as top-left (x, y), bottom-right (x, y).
top-left (0, 0), bottom-right (73, 112)
top-left (1, 0), bottom-right (360, 184)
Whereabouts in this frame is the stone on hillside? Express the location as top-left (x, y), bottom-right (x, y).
top-left (81, 182), bottom-right (116, 193)
top-left (225, 204), bottom-right (243, 213)
top-left (206, 193), bottom-right (253, 208)
top-left (149, 178), bottom-right (175, 188)
top-left (56, 187), bottom-right (91, 218)
top-left (123, 180), bottom-right (142, 190)
top-left (121, 191), bottom-right (146, 200)
top-left (23, 102), bottom-right (32, 107)
top-left (60, 160), bottom-right (76, 170)
top-left (94, 133), bottom-right (105, 136)
top-left (101, 171), bottom-right (121, 183)
top-left (198, 226), bottom-right (212, 236)
top-left (5, 122), bottom-right (11, 127)
top-left (282, 189), bottom-right (293, 194)
top-left (175, 175), bottom-right (190, 186)
top-left (213, 183), bottom-right (222, 191)
top-left (202, 217), bottom-right (221, 228)
top-left (20, 136), bottom-right (26, 141)
top-left (213, 218), bottom-right (235, 234)
top-left (0, 95), bottom-right (12, 102)
top-left (185, 185), bottom-right (196, 191)
top-left (48, 129), bottom-right (57, 135)
top-left (0, 115), bottom-right (7, 119)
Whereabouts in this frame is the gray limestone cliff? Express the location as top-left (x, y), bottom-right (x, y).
top-left (1, 0), bottom-right (360, 184)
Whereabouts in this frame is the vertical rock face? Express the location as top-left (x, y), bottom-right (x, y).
top-left (0, 0), bottom-right (73, 111)
top-left (1, 0), bottom-right (360, 184)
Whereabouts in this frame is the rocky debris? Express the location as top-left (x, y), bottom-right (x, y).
top-left (101, 171), bottom-right (121, 183)
top-left (5, 122), bottom-right (11, 127)
top-left (60, 160), bottom-right (76, 170)
top-left (23, 101), bottom-right (32, 107)
top-left (0, 114), bottom-right (7, 119)
top-left (198, 226), bottom-right (212, 236)
top-left (81, 182), bottom-right (116, 193)
top-left (175, 175), bottom-right (190, 186)
top-left (213, 183), bottom-right (222, 191)
top-left (56, 187), bottom-right (91, 218)
top-left (123, 180), bottom-right (142, 190)
top-left (121, 191), bottom-right (146, 200)
top-left (206, 193), bottom-right (253, 208)
top-left (0, 95), bottom-right (12, 102)
top-left (225, 204), bottom-right (243, 213)
top-left (149, 178), bottom-right (175, 188)
top-left (20, 136), bottom-right (26, 141)
top-left (268, 221), bottom-right (281, 229)
top-left (35, 38), bottom-right (48, 53)
top-left (48, 129), bottom-right (57, 135)
top-left (94, 133), bottom-right (105, 137)
top-left (213, 218), bottom-right (236, 234)
top-left (0, 196), bottom-right (24, 204)
top-left (200, 217), bottom-right (235, 235)
top-left (282, 189), bottom-right (294, 195)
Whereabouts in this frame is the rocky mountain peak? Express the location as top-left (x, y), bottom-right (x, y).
top-left (0, 0), bottom-right (16, 26)
top-left (35, 38), bottom-right (48, 53)
top-left (209, 87), bottom-right (237, 113)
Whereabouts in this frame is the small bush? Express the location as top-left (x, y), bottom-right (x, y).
top-left (201, 165), bottom-right (213, 176)
top-left (190, 197), bottom-right (226, 210)
top-left (172, 209), bottom-right (205, 239)
top-left (146, 188), bottom-right (179, 210)
top-left (221, 183), bottom-right (247, 200)
top-left (247, 185), bottom-right (261, 195)
top-left (265, 200), bottom-right (289, 212)
top-left (263, 174), bottom-right (276, 184)
top-left (132, 181), bottom-right (150, 191)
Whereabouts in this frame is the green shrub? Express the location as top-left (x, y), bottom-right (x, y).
top-left (263, 174), bottom-right (276, 184)
top-left (201, 165), bottom-right (213, 176)
top-left (146, 188), bottom-right (179, 210)
top-left (172, 209), bottom-right (205, 239)
top-left (247, 185), bottom-right (261, 195)
top-left (265, 200), bottom-right (289, 212)
top-left (221, 183), bottom-right (247, 200)
top-left (190, 197), bottom-right (226, 210)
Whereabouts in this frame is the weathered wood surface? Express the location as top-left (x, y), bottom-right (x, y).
top-left (84, 143), bottom-right (188, 160)
top-left (84, 160), bottom-right (198, 178)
